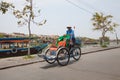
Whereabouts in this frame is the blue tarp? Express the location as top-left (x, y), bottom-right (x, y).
top-left (0, 37), bottom-right (37, 41)
top-left (0, 37), bottom-right (29, 41)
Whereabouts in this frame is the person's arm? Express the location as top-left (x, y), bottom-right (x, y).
top-left (66, 30), bottom-right (68, 35)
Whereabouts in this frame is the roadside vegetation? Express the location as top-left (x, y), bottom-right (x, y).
top-left (91, 12), bottom-right (119, 47)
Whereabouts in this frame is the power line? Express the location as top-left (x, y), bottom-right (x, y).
top-left (65, 0), bottom-right (93, 15)
top-left (66, 0), bottom-right (120, 24)
top-left (76, 0), bottom-right (120, 24)
top-left (76, 0), bottom-right (98, 12)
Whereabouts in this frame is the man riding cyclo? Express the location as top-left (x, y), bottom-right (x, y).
top-left (43, 26), bottom-right (81, 65)
top-left (47, 26), bottom-right (76, 58)
top-left (55, 26), bottom-right (75, 49)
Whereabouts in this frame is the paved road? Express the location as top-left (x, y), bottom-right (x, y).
top-left (0, 48), bottom-right (120, 80)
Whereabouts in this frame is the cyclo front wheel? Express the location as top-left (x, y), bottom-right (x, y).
top-left (45, 49), bottom-right (56, 64)
top-left (57, 47), bottom-right (70, 66)
top-left (71, 47), bottom-right (81, 61)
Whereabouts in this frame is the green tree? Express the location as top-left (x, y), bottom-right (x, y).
top-left (13, 0), bottom-right (46, 55)
top-left (0, 34), bottom-right (4, 38)
top-left (0, 1), bottom-right (14, 14)
top-left (91, 12), bottom-right (119, 46)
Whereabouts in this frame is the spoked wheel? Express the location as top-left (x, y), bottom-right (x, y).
top-left (71, 47), bottom-right (81, 61)
top-left (45, 49), bottom-right (56, 64)
top-left (57, 47), bottom-right (70, 66)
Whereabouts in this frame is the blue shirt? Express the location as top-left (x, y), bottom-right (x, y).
top-left (66, 29), bottom-right (75, 39)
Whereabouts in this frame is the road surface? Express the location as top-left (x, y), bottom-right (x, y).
top-left (0, 48), bottom-right (120, 80)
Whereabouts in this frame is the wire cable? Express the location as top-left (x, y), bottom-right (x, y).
top-left (65, 0), bottom-right (93, 15)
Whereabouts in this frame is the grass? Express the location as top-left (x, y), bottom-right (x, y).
top-left (23, 55), bottom-right (35, 60)
top-left (100, 43), bottom-right (108, 48)
top-left (101, 44), bottom-right (108, 48)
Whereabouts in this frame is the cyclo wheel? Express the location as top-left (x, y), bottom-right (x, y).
top-left (45, 49), bottom-right (56, 64)
top-left (57, 47), bottom-right (70, 66)
top-left (71, 47), bottom-right (81, 61)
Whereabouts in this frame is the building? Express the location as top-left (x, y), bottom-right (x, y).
top-left (10, 32), bottom-right (27, 37)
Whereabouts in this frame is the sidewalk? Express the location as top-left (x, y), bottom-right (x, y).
top-left (0, 44), bottom-right (120, 70)
top-left (82, 44), bottom-right (120, 54)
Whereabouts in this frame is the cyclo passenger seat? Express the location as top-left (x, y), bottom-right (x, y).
top-left (56, 35), bottom-right (70, 48)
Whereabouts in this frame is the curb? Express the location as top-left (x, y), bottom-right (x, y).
top-left (82, 46), bottom-right (120, 55)
top-left (0, 60), bottom-right (45, 70)
top-left (0, 46), bottom-right (120, 70)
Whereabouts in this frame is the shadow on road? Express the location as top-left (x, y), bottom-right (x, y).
top-left (40, 59), bottom-right (78, 69)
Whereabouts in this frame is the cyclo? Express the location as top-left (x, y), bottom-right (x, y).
top-left (43, 35), bottom-right (81, 66)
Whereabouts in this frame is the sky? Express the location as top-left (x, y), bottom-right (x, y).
top-left (0, 0), bottom-right (120, 39)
